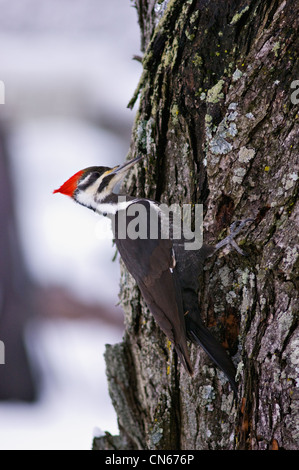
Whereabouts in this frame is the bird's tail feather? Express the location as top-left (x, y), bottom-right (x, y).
top-left (186, 316), bottom-right (237, 395)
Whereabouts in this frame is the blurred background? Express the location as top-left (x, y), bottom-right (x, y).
top-left (0, 0), bottom-right (141, 450)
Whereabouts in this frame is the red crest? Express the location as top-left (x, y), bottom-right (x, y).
top-left (53, 170), bottom-right (84, 197)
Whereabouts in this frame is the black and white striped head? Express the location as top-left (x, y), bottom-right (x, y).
top-left (53, 155), bottom-right (143, 211)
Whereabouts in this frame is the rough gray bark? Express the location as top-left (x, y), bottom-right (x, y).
top-left (94, 0), bottom-right (298, 450)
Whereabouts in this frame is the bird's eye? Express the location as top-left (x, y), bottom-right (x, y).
top-left (87, 172), bottom-right (101, 185)
top-left (78, 171), bottom-right (101, 190)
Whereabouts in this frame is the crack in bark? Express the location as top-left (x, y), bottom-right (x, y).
top-left (95, 0), bottom-right (299, 450)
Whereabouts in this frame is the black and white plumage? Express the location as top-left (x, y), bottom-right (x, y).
top-left (54, 155), bottom-right (252, 394)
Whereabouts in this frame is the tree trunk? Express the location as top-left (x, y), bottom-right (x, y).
top-left (94, 0), bottom-right (298, 450)
top-left (0, 126), bottom-right (37, 401)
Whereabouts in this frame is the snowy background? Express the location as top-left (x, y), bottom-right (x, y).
top-left (0, 0), bottom-right (141, 450)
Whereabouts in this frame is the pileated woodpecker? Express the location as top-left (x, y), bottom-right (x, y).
top-left (54, 155), bottom-right (252, 394)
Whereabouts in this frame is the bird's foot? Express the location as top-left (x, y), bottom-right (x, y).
top-left (215, 218), bottom-right (254, 255)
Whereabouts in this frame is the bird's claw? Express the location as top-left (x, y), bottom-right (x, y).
top-left (229, 218), bottom-right (254, 237)
top-left (215, 218), bottom-right (254, 255)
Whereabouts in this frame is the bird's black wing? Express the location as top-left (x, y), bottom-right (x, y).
top-left (113, 200), bottom-right (193, 375)
top-left (173, 240), bottom-right (237, 393)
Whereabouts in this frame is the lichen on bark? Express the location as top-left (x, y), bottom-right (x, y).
top-left (94, 0), bottom-right (299, 450)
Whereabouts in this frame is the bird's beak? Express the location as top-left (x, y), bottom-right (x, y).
top-left (110, 155), bottom-right (144, 176)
